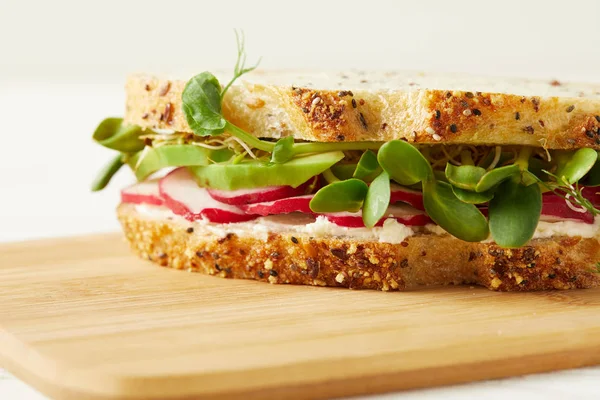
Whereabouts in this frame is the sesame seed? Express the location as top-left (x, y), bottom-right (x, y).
top-left (595, 115), bottom-right (600, 123)
top-left (258, 270), bottom-right (264, 278)
top-left (425, 127), bottom-right (436, 135)
top-left (381, 122), bottom-right (388, 130)
top-left (566, 105), bottom-right (575, 113)
top-left (311, 97), bottom-right (321, 106)
top-left (291, 236), bottom-right (299, 244)
top-left (335, 273), bottom-right (345, 283)
top-left (539, 120), bottom-right (545, 127)
top-left (465, 92), bottom-right (474, 98)
top-left (596, 138), bottom-right (600, 145)
top-left (449, 124), bottom-right (457, 133)
top-left (359, 99), bottom-right (365, 106)
top-left (515, 112), bottom-right (520, 120)
top-left (302, 107), bottom-right (309, 113)
top-left (472, 108), bottom-right (482, 116)
top-left (435, 110), bottom-right (441, 119)
top-left (586, 130), bottom-right (595, 138)
top-left (144, 84), bottom-right (151, 91)
top-left (186, 227), bottom-right (194, 233)
top-left (463, 109), bottom-right (472, 116)
top-left (351, 98), bottom-right (357, 108)
top-left (269, 269), bottom-right (278, 277)
top-left (432, 133), bottom-right (442, 141)
top-left (460, 100), bottom-right (469, 108)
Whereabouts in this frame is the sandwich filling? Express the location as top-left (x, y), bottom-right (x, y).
top-left (92, 43), bottom-right (600, 249)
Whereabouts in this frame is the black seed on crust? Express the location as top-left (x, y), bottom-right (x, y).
top-left (291, 236), bottom-right (299, 244)
top-left (269, 270), bottom-right (278, 277)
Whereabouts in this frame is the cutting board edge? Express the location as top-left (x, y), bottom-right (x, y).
top-left (2, 326), bottom-right (600, 400)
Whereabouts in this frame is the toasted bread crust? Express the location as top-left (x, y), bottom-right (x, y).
top-left (124, 73), bottom-right (600, 149)
top-left (117, 204), bottom-right (600, 291)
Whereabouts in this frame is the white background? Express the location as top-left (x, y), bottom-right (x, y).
top-left (1, 0), bottom-right (600, 398)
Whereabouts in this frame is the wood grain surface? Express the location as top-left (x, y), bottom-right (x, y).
top-left (1, 233), bottom-right (600, 400)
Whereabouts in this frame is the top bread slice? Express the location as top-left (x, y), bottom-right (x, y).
top-left (124, 70), bottom-right (600, 149)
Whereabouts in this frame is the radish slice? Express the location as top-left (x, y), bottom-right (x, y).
top-left (121, 180), bottom-right (164, 206)
top-left (207, 176), bottom-right (318, 205)
top-left (159, 168), bottom-right (257, 223)
top-left (390, 184), bottom-right (425, 210)
top-left (240, 195), bottom-right (314, 216)
top-left (324, 203), bottom-right (431, 228)
top-left (541, 195), bottom-right (594, 224)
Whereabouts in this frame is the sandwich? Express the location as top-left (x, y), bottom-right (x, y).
top-left (92, 36), bottom-right (600, 291)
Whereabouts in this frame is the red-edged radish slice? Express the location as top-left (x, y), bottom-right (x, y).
top-left (159, 168), bottom-right (257, 223)
top-left (207, 176), bottom-right (318, 205)
top-left (324, 203), bottom-right (431, 228)
top-left (121, 180), bottom-right (164, 206)
top-left (390, 184), bottom-right (425, 210)
top-left (240, 195), bottom-right (313, 216)
top-left (541, 194), bottom-right (594, 224)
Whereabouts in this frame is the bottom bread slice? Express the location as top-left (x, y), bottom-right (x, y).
top-left (117, 203), bottom-right (600, 291)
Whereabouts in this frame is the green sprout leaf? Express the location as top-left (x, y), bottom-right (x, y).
top-left (423, 181), bottom-right (489, 242)
top-left (489, 179), bottom-right (542, 248)
top-left (452, 186), bottom-right (494, 204)
top-left (475, 164), bottom-right (520, 192)
top-left (91, 153), bottom-right (124, 191)
top-left (378, 140), bottom-right (433, 185)
top-left (353, 150), bottom-right (381, 181)
top-left (362, 171), bottom-right (391, 227)
top-left (93, 118), bottom-right (145, 153)
top-left (182, 72), bottom-right (226, 136)
top-left (271, 136), bottom-right (295, 164)
top-left (445, 164), bottom-right (486, 190)
top-left (310, 178), bottom-right (368, 213)
top-left (555, 148), bottom-right (598, 184)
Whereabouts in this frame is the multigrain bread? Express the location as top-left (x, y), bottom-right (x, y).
top-left (118, 203), bottom-right (600, 292)
top-left (125, 71), bottom-right (600, 149)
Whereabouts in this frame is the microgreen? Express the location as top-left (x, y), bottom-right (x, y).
top-left (220, 30), bottom-right (261, 99)
top-left (310, 169), bottom-right (369, 213)
top-left (475, 164), bottom-right (520, 192)
top-left (378, 140), bottom-right (433, 185)
top-left (554, 148), bottom-right (598, 184)
top-left (451, 186), bottom-right (494, 204)
top-left (353, 150), bottom-right (381, 181)
top-left (489, 178), bottom-right (542, 248)
top-left (362, 171), bottom-right (391, 227)
top-left (422, 181), bottom-right (489, 242)
top-left (445, 164), bottom-right (486, 190)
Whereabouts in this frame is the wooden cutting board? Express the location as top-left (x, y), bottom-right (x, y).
top-left (1, 234), bottom-right (600, 400)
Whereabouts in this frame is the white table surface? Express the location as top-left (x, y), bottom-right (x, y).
top-left (1, 84), bottom-right (599, 400)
